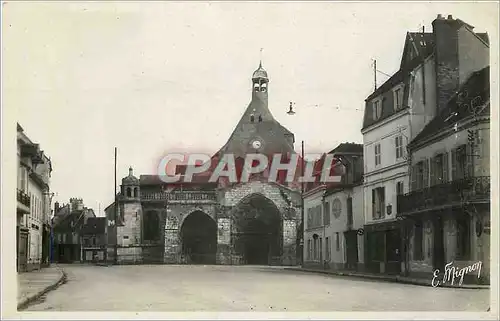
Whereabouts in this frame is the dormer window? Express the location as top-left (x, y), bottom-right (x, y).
top-left (372, 99), bottom-right (382, 120)
top-left (393, 85), bottom-right (404, 111)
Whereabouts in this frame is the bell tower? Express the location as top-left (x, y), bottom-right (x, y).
top-left (252, 61), bottom-right (269, 103)
top-left (214, 58), bottom-right (295, 160)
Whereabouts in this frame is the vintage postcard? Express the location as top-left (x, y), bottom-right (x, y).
top-left (1, 1), bottom-right (498, 319)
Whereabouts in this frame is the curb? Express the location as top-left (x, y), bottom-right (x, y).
top-left (17, 268), bottom-right (67, 311)
top-left (286, 268), bottom-right (490, 290)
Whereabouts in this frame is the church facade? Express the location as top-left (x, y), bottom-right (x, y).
top-left (105, 63), bottom-right (303, 266)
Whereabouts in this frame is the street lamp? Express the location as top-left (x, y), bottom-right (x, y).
top-left (286, 102), bottom-right (305, 266)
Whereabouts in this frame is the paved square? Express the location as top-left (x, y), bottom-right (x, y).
top-left (26, 265), bottom-right (489, 311)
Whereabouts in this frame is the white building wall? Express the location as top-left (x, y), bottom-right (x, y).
top-left (28, 180), bottom-right (43, 267)
top-left (303, 189), bottom-right (325, 265)
top-left (324, 191), bottom-right (348, 266)
top-left (352, 185), bottom-right (365, 264)
top-left (363, 112), bottom-right (411, 223)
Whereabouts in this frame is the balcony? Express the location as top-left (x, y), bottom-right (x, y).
top-left (17, 189), bottom-right (31, 214)
top-left (397, 176), bottom-right (490, 216)
top-left (141, 191), bottom-right (217, 204)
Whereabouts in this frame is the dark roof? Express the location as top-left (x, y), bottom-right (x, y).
top-left (252, 62), bottom-right (268, 80)
top-left (362, 48), bottom-right (433, 130)
top-left (122, 167), bottom-right (139, 185)
top-left (327, 143), bottom-right (363, 155)
top-left (82, 217), bottom-right (106, 235)
top-left (477, 33), bottom-right (489, 45)
top-left (400, 32), bottom-right (434, 68)
top-left (410, 66), bottom-right (490, 147)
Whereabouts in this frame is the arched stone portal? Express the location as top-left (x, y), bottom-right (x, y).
top-left (180, 211), bottom-right (217, 264)
top-left (233, 193), bottom-right (282, 265)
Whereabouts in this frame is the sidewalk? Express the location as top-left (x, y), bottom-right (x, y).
top-left (17, 265), bottom-right (66, 310)
top-left (285, 267), bottom-right (490, 290)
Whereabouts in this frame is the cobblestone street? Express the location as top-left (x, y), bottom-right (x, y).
top-left (26, 265), bottom-right (489, 311)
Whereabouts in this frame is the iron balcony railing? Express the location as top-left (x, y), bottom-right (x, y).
top-left (17, 189), bottom-right (31, 208)
top-left (397, 176), bottom-right (490, 215)
top-left (141, 191), bottom-right (217, 202)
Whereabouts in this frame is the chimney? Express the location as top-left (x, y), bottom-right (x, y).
top-left (54, 201), bottom-right (60, 214)
top-left (432, 14), bottom-right (462, 112)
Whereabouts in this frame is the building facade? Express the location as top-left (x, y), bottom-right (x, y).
top-left (303, 143), bottom-right (364, 271)
top-left (17, 124), bottom-right (53, 272)
top-left (52, 199), bottom-right (96, 263)
top-left (81, 217), bottom-right (107, 263)
top-left (106, 63), bottom-right (303, 266)
top-left (361, 14), bottom-right (489, 276)
top-left (398, 65), bottom-right (490, 284)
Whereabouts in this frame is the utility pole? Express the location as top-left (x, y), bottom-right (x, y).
top-left (114, 147), bottom-right (118, 265)
top-left (300, 140), bottom-right (305, 266)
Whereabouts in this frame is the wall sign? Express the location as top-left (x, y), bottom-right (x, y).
top-left (357, 228), bottom-right (364, 236)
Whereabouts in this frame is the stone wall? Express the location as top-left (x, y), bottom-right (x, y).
top-left (163, 203), bottom-right (218, 263)
top-left (219, 181), bottom-right (301, 266)
top-left (117, 202), bottom-right (142, 247)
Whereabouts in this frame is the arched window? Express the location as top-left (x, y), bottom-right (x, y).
top-left (258, 115), bottom-right (263, 122)
top-left (261, 83), bottom-right (267, 92)
top-left (250, 114), bottom-right (255, 122)
top-left (127, 187), bottom-right (132, 197)
top-left (253, 83), bottom-right (260, 92)
top-left (134, 188), bottom-right (138, 198)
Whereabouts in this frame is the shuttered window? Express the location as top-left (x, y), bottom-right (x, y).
top-left (347, 197), bottom-right (353, 226)
top-left (452, 145), bottom-right (467, 180)
top-left (411, 165), bottom-right (417, 191)
top-left (431, 153), bottom-right (449, 185)
top-left (423, 159), bottom-right (429, 188)
top-left (323, 202), bottom-right (330, 226)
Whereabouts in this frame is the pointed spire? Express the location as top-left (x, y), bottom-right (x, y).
top-left (252, 49), bottom-right (268, 81)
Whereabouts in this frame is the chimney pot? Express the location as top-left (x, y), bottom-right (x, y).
top-left (448, 15), bottom-right (453, 20)
top-left (437, 14), bottom-right (443, 19)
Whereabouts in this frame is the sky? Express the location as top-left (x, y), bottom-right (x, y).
top-left (3, 1), bottom-right (498, 216)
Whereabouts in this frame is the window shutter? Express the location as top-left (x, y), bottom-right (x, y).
top-left (429, 157), bottom-right (435, 186)
top-left (395, 136), bottom-right (399, 158)
top-left (411, 165), bottom-right (417, 191)
top-left (423, 159), bottom-right (429, 188)
top-left (451, 149), bottom-right (457, 181)
top-left (372, 189), bottom-right (376, 219)
top-left (442, 152), bottom-right (449, 183)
